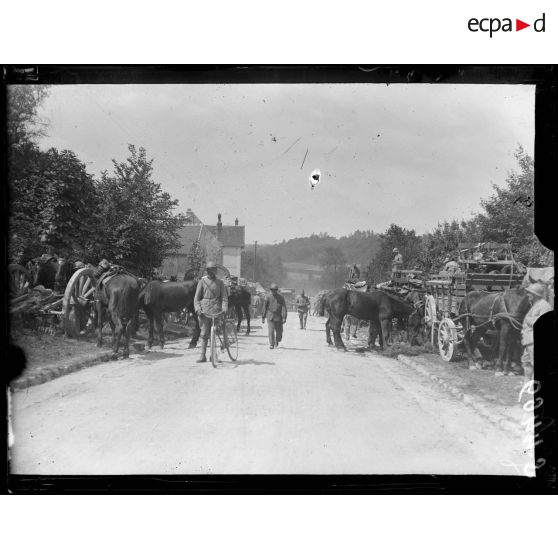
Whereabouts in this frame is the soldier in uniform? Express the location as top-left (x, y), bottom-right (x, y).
top-left (295, 289), bottom-right (311, 329)
top-left (193, 261), bottom-right (229, 363)
top-left (521, 283), bottom-right (552, 383)
top-left (262, 283), bottom-right (287, 348)
top-left (391, 248), bottom-right (403, 277)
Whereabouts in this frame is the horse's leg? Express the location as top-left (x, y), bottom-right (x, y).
top-left (111, 314), bottom-right (124, 359)
top-left (156, 313), bottom-right (165, 348)
top-left (495, 322), bottom-right (510, 372)
top-left (123, 318), bottom-right (133, 359)
top-left (188, 304), bottom-right (200, 348)
top-left (144, 308), bottom-right (155, 348)
top-left (331, 316), bottom-right (346, 351)
top-left (462, 325), bottom-right (484, 370)
top-left (236, 304), bottom-right (242, 332)
top-left (380, 318), bottom-right (391, 346)
top-left (96, 302), bottom-right (104, 347)
top-left (244, 303), bottom-right (251, 335)
top-left (325, 317), bottom-right (333, 346)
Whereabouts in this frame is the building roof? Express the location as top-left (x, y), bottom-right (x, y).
top-left (206, 225), bottom-right (245, 248)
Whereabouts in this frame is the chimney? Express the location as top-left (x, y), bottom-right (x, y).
top-left (217, 213), bottom-right (222, 240)
top-left (185, 208), bottom-right (193, 224)
top-left (235, 218), bottom-right (239, 226)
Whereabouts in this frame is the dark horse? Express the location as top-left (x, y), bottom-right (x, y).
top-left (140, 280), bottom-right (201, 349)
top-left (457, 287), bottom-right (530, 372)
top-left (33, 257), bottom-right (76, 292)
top-left (96, 272), bottom-right (141, 359)
top-left (322, 288), bottom-right (416, 350)
top-left (227, 285), bottom-right (251, 334)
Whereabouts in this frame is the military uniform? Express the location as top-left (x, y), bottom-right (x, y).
top-left (295, 292), bottom-right (310, 329)
top-left (194, 263), bottom-right (228, 362)
top-left (263, 285), bottom-right (287, 348)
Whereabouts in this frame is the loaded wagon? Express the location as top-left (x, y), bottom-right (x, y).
top-left (424, 243), bottom-right (525, 361)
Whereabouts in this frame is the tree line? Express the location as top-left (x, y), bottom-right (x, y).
top-left (249, 146), bottom-right (551, 290)
top-left (7, 85), bottom-right (183, 277)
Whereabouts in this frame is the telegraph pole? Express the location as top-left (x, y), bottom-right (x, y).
top-left (253, 241), bottom-right (257, 283)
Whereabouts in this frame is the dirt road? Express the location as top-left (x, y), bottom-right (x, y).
top-left (11, 314), bottom-right (532, 475)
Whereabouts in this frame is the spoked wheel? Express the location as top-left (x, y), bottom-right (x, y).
top-left (424, 294), bottom-right (438, 345)
top-left (9, 264), bottom-right (31, 298)
top-left (224, 320), bottom-right (238, 361)
top-left (210, 322), bottom-right (218, 368)
top-left (438, 318), bottom-right (458, 362)
top-left (63, 267), bottom-right (97, 338)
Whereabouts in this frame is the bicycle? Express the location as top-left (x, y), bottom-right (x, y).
top-left (204, 311), bottom-right (239, 367)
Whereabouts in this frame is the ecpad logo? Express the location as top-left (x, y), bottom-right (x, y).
top-left (468, 13), bottom-right (546, 37)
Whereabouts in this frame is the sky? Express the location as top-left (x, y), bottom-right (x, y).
top-left (35, 83), bottom-right (535, 245)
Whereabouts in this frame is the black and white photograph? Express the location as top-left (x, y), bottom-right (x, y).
top-left (5, 67), bottom-right (555, 485)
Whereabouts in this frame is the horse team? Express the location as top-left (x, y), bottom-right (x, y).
top-left (319, 284), bottom-right (533, 374)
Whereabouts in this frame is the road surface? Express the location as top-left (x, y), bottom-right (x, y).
top-left (11, 314), bottom-right (532, 475)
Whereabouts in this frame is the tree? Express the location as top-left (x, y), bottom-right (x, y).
top-left (242, 249), bottom-right (285, 288)
top-left (9, 147), bottom-right (100, 262)
top-left (319, 245), bottom-right (347, 289)
top-left (418, 220), bottom-right (467, 274)
top-left (94, 145), bottom-right (183, 275)
top-left (369, 224), bottom-right (422, 283)
top-left (7, 85), bottom-right (50, 146)
top-left (186, 240), bottom-right (206, 279)
top-left (461, 147), bottom-right (552, 266)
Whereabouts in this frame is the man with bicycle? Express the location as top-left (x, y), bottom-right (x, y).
top-left (194, 261), bottom-right (228, 363)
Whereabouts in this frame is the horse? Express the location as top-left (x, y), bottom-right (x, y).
top-left (322, 288), bottom-right (416, 350)
top-left (140, 280), bottom-right (201, 349)
top-left (456, 287), bottom-right (531, 372)
top-left (34, 259), bottom-right (58, 290)
top-left (227, 285), bottom-right (252, 334)
top-left (96, 272), bottom-right (141, 359)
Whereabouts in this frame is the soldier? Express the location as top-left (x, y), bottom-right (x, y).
top-left (391, 248), bottom-right (403, 277)
top-left (295, 289), bottom-right (311, 329)
top-left (193, 261), bottom-right (229, 363)
top-left (443, 256), bottom-right (460, 274)
top-left (94, 258), bottom-right (112, 279)
top-left (521, 283), bottom-right (552, 383)
top-left (262, 283), bottom-right (287, 349)
top-left (348, 263), bottom-right (360, 282)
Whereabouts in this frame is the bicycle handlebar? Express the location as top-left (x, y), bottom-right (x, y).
top-left (200, 311), bottom-right (225, 319)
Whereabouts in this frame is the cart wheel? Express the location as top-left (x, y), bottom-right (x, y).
top-left (438, 318), bottom-right (458, 362)
top-left (424, 294), bottom-right (438, 345)
top-left (63, 267), bottom-right (97, 338)
top-left (9, 264), bottom-right (31, 297)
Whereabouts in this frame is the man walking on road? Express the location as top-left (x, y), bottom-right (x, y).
top-left (194, 261), bottom-right (228, 363)
top-left (263, 283), bottom-right (287, 349)
top-left (295, 289), bottom-right (310, 329)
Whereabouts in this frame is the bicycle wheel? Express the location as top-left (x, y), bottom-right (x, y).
top-left (210, 323), bottom-right (218, 367)
top-left (224, 320), bottom-right (238, 361)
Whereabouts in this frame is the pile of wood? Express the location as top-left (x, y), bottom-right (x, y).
top-left (9, 286), bottom-right (64, 317)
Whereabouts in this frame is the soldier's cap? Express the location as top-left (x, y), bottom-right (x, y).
top-left (40, 253), bottom-right (55, 263)
top-left (270, 283), bottom-right (279, 290)
top-left (74, 260), bottom-right (85, 269)
top-left (99, 258), bottom-right (111, 268)
top-left (392, 248), bottom-right (399, 252)
top-left (205, 261), bottom-right (217, 270)
top-left (526, 283), bottom-right (546, 298)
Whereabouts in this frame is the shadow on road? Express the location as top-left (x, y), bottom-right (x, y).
top-left (139, 351), bottom-right (183, 361)
top-left (233, 359), bottom-right (276, 366)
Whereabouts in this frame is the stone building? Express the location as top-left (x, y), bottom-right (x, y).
top-left (161, 210), bottom-right (245, 279)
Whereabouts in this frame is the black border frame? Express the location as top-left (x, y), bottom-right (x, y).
top-left (2, 64), bottom-right (556, 494)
